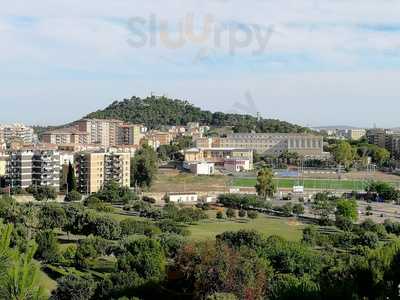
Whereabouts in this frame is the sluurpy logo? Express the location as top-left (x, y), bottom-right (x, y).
top-left (126, 14), bottom-right (275, 58)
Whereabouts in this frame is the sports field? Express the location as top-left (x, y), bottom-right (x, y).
top-left (233, 178), bottom-right (374, 190)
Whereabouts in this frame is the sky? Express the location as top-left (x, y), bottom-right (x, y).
top-left (1, 0), bottom-right (400, 128)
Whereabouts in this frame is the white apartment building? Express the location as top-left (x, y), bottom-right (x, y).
top-left (0, 124), bottom-right (34, 144)
top-left (4, 150), bottom-right (60, 191)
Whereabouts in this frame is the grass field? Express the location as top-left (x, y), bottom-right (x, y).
top-left (187, 211), bottom-right (303, 241)
top-left (233, 178), bottom-right (372, 190)
top-left (111, 208), bottom-right (303, 242)
top-left (39, 267), bottom-right (57, 296)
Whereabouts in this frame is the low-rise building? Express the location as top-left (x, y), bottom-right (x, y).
top-left (146, 131), bottom-right (173, 149)
top-left (184, 147), bottom-right (254, 169)
top-left (167, 192), bottom-right (198, 203)
top-left (224, 158), bottom-right (252, 172)
top-left (220, 133), bottom-right (324, 158)
top-left (189, 162), bottom-right (215, 175)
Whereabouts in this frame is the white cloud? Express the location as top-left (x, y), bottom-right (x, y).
top-left (1, 0), bottom-right (400, 126)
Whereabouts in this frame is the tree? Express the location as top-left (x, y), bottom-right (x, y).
top-left (28, 186), bottom-right (57, 202)
top-left (35, 230), bottom-right (60, 263)
top-left (87, 214), bottom-right (121, 240)
top-left (64, 190), bottom-right (82, 202)
top-left (334, 141), bottom-right (356, 168)
top-left (366, 181), bottom-right (399, 202)
top-left (226, 208), bottom-right (236, 219)
top-left (358, 231), bottom-right (379, 249)
top-left (373, 147), bottom-right (390, 165)
top-left (176, 242), bottom-right (271, 299)
top-left (50, 275), bottom-right (96, 300)
top-left (270, 274), bottom-right (320, 300)
top-left (131, 144), bottom-right (158, 189)
top-left (117, 236), bottom-right (166, 282)
top-left (39, 203), bottom-right (67, 230)
top-left (281, 203), bottom-right (293, 217)
top-left (255, 167), bottom-right (276, 200)
top-left (311, 193), bottom-right (336, 225)
top-left (207, 293), bottom-right (238, 300)
top-left (336, 199), bottom-right (358, 222)
top-left (247, 211), bottom-right (258, 219)
top-left (75, 236), bottom-right (109, 268)
top-left (66, 162), bottom-right (77, 193)
top-left (293, 203), bottom-right (305, 216)
top-left (63, 204), bottom-right (88, 236)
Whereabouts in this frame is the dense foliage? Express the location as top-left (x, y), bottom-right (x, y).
top-left (86, 95), bottom-right (310, 132)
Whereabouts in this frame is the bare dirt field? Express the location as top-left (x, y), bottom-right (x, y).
top-left (151, 169), bottom-right (230, 193)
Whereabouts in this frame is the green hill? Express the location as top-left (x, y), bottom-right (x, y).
top-left (86, 95), bottom-right (311, 133)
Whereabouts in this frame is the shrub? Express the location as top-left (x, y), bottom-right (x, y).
top-left (238, 209), bottom-right (247, 218)
top-left (226, 208), bottom-right (236, 219)
top-left (358, 231), bottom-right (379, 248)
top-left (157, 219), bottom-right (190, 236)
top-left (247, 211), bottom-right (258, 219)
top-left (64, 190), bottom-right (82, 202)
top-left (50, 274), bottom-right (96, 300)
top-left (120, 219), bottom-right (161, 237)
top-left (335, 215), bottom-right (353, 231)
top-left (216, 211), bottom-right (224, 219)
top-left (142, 196), bottom-right (156, 204)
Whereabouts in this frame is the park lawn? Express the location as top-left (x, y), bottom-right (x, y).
top-left (39, 267), bottom-right (57, 296)
top-left (188, 213), bottom-right (303, 241)
top-left (233, 178), bottom-right (370, 190)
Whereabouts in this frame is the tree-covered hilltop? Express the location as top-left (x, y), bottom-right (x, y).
top-left (86, 96), bottom-right (311, 133)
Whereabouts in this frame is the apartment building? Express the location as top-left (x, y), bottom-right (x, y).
top-left (75, 119), bottom-right (124, 147)
top-left (0, 153), bottom-right (7, 176)
top-left (385, 134), bottom-right (400, 159)
top-left (366, 129), bottom-right (389, 148)
top-left (220, 133), bottom-right (324, 158)
top-left (117, 124), bottom-right (143, 146)
top-left (41, 128), bottom-right (89, 145)
top-left (0, 124), bottom-right (34, 144)
top-left (347, 129), bottom-right (366, 140)
top-left (75, 151), bottom-right (130, 194)
top-left (4, 150), bottom-right (60, 190)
